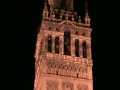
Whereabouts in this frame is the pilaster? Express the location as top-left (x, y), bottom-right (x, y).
top-left (59, 35), bottom-right (64, 54)
top-left (87, 65), bottom-right (93, 80)
top-left (74, 83), bottom-right (77, 90)
top-left (71, 37), bottom-right (75, 57)
top-left (44, 33), bottom-right (48, 52)
top-left (87, 40), bottom-right (92, 59)
top-left (79, 39), bottom-right (83, 58)
top-left (52, 35), bottom-right (55, 53)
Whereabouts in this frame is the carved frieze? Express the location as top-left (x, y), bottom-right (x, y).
top-left (47, 60), bottom-right (87, 79)
top-left (77, 84), bottom-right (88, 90)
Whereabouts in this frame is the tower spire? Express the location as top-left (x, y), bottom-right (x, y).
top-left (85, 0), bottom-right (89, 17)
top-left (44, 0), bottom-right (48, 10)
top-left (84, 0), bottom-right (91, 25)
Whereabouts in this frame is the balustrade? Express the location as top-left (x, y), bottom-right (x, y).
top-left (45, 52), bottom-right (92, 65)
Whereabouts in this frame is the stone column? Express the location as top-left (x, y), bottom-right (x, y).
top-left (87, 40), bottom-right (92, 59)
top-left (59, 35), bottom-right (64, 54)
top-left (43, 33), bottom-right (48, 52)
top-left (86, 40), bottom-right (89, 58)
top-left (52, 35), bottom-right (55, 53)
top-left (71, 36), bottom-right (75, 57)
top-left (79, 39), bottom-right (83, 58)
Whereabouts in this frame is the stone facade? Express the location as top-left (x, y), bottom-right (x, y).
top-left (34, 0), bottom-right (93, 90)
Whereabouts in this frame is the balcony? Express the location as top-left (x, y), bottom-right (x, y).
top-left (42, 52), bottom-right (92, 65)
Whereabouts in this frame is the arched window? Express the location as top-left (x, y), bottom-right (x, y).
top-left (75, 39), bottom-right (79, 57)
top-left (48, 35), bottom-right (52, 52)
top-left (83, 41), bottom-right (87, 58)
top-left (55, 36), bottom-right (59, 54)
top-left (64, 31), bottom-right (71, 55)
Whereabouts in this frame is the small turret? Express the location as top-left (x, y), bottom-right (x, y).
top-left (52, 11), bottom-right (55, 18)
top-left (65, 12), bottom-right (69, 20)
top-left (71, 15), bottom-right (74, 21)
top-left (78, 16), bottom-right (81, 23)
top-left (43, 0), bottom-right (49, 17)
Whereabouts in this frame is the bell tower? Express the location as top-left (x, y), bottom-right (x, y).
top-left (34, 0), bottom-right (93, 90)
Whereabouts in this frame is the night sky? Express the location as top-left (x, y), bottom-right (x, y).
top-left (1, 0), bottom-right (120, 90)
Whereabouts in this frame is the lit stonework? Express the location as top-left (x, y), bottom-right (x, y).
top-left (34, 0), bottom-right (93, 90)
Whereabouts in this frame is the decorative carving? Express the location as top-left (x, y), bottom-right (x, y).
top-left (77, 84), bottom-right (88, 90)
top-left (47, 80), bottom-right (58, 90)
top-left (47, 60), bottom-right (87, 78)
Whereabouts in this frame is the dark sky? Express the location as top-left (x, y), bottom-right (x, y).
top-left (1, 0), bottom-right (120, 90)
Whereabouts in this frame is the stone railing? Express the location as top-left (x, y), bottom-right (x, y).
top-left (42, 52), bottom-right (92, 65)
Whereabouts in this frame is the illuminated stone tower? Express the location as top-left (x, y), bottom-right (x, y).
top-left (34, 0), bottom-right (93, 90)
